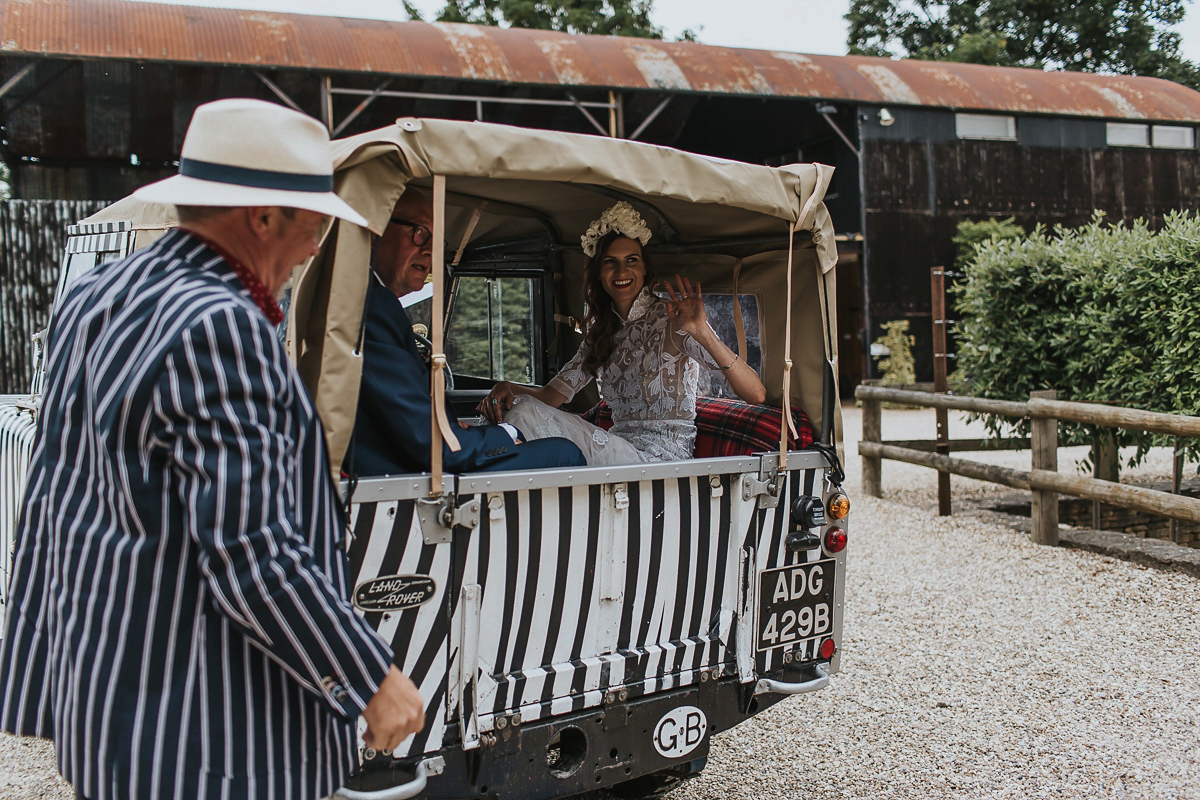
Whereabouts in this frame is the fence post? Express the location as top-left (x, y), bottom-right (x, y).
top-left (1172, 441), bottom-right (1184, 543)
top-left (1030, 389), bottom-right (1059, 546)
top-left (931, 266), bottom-right (951, 516)
top-left (862, 380), bottom-right (882, 497)
top-left (1091, 430), bottom-right (1118, 529)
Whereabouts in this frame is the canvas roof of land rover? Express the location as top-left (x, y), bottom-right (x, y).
top-left (77, 117), bottom-right (840, 476)
top-left (48, 118), bottom-right (849, 800)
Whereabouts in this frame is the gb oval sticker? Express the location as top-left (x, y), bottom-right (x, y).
top-left (652, 705), bottom-right (708, 759)
top-left (353, 575), bottom-right (436, 612)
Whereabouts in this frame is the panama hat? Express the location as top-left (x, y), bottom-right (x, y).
top-left (133, 98), bottom-right (367, 227)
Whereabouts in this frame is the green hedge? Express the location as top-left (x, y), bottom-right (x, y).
top-left (954, 211), bottom-right (1200, 465)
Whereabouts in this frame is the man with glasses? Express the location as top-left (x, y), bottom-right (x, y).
top-left (373, 192), bottom-right (439, 300)
top-left (349, 188), bottom-right (585, 475)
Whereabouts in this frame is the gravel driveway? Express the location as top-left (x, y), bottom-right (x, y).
top-left (3, 405), bottom-right (1198, 799)
top-left (669, 406), bottom-right (1200, 800)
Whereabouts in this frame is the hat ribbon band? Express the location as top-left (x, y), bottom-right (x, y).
top-left (179, 158), bottom-right (333, 193)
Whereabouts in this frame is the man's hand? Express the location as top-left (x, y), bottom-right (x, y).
top-left (362, 665), bottom-right (425, 751)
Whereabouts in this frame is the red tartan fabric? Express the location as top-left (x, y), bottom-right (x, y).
top-left (580, 397), bottom-right (814, 457)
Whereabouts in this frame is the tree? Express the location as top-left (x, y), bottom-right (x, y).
top-left (433, 0), bottom-right (666, 39)
top-left (845, 0), bottom-right (1200, 90)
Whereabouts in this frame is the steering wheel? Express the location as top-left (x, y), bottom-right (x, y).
top-left (412, 330), bottom-right (455, 391)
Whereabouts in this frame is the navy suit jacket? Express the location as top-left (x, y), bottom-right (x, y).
top-left (352, 278), bottom-right (572, 475)
top-left (0, 230), bottom-right (393, 800)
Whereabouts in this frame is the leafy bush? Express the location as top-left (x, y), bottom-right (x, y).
top-left (954, 211), bottom-right (1200, 466)
top-left (873, 319), bottom-right (916, 386)
top-left (952, 217), bottom-right (1024, 271)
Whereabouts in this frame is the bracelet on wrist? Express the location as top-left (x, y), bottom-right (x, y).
top-left (719, 353), bottom-right (739, 371)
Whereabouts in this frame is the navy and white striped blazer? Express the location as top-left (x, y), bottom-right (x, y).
top-left (0, 229), bottom-right (394, 800)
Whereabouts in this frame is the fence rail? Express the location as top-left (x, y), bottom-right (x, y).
top-left (856, 385), bottom-right (1200, 545)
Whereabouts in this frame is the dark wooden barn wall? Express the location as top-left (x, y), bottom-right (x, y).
top-left (1, 57), bottom-right (659, 201)
top-left (0, 200), bottom-right (106, 393)
top-left (863, 139), bottom-right (1200, 381)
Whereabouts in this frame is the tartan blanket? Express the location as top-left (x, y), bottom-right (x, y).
top-left (581, 397), bottom-right (814, 457)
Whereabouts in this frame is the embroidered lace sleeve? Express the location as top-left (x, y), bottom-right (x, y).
top-left (676, 326), bottom-right (722, 369)
top-left (546, 341), bottom-right (593, 402)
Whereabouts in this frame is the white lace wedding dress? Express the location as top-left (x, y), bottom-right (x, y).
top-left (505, 289), bottom-right (719, 466)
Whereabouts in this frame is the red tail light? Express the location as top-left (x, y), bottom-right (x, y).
top-left (824, 527), bottom-right (847, 554)
top-left (819, 638), bottom-right (836, 660)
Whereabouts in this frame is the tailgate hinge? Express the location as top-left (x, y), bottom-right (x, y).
top-left (741, 470), bottom-right (783, 509)
top-left (415, 493), bottom-right (481, 544)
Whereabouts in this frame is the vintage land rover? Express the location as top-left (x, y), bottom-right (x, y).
top-left (0, 118), bottom-right (848, 800)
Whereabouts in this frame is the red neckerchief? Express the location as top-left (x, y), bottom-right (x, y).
top-left (188, 231), bottom-right (285, 326)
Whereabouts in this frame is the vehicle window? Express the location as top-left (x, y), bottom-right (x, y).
top-left (446, 275), bottom-right (537, 383)
top-left (35, 246), bottom-right (130, 394)
top-left (700, 293), bottom-right (763, 399)
top-left (57, 246), bottom-right (127, 299)
top-left (59, 251), bottom-right (97, 292)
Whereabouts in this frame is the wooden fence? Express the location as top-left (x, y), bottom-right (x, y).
top-left (856, 385), bottom-right (1200, 546)
top-left (0, 199), bottom-right (107, 393)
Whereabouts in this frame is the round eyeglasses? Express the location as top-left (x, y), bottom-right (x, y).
top-left (389, 218), bottom-right (433, 247)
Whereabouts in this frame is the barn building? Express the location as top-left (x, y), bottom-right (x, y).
top-left (2, 0), bottom-right (1200, 393)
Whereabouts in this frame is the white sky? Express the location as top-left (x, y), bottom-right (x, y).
top-left (142, 0), bottom-right (1200, 63)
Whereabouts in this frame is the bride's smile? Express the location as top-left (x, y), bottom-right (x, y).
top-left (598, 236), bottom-right (646, 316)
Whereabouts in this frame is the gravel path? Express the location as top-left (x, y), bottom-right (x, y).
top-left (3, 406), bottom-right (1198, 799)
top-left (668, 406), bottom-right (1200, 800)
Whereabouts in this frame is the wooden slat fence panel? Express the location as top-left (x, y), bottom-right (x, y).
top-left (0, 199), bottom-right (107, 393)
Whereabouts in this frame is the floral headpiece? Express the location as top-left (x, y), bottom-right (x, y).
top-left (580, 201), bottom-right (652, 257)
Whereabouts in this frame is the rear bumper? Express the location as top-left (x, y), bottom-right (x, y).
top-left (347, 664), bottom-right (827, 800)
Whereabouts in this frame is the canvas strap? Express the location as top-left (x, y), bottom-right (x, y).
top-left (817, 262), bottom-right (838, 449)
top-left (431, 175), bottom-right (460, 492)
top-left (732, 258), bottom-right (747, 362)
top-left (554, 313), bottom-right (582, 333)
top-left (451, 201), bottom-right (486, 267)
top-left (779, 220), bottom-right (802, 469)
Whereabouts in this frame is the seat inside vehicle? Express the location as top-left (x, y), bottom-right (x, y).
top-left (581, 397), bottom-right (814, 458)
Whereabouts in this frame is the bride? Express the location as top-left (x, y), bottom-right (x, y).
top-left (478, 201), bottom-right (766, 466)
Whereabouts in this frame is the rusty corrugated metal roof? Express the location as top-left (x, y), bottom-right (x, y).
top-left (3, 0), bottom-right (1200, 121)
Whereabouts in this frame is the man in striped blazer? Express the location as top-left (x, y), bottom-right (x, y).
top-left (0, 99), bottom-right (423, 800)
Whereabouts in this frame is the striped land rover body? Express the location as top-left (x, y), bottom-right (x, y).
top-left (343, 450), bottom-right (846, 776)
top-left (4, 125), bottom-right (849, 799)
top-left (0, 220), bottom-right (136, 614)
top-left (0, 403), bottom-right (37, 612)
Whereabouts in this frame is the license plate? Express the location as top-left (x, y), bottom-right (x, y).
top-left (757, 560), bottom-right (835, 652)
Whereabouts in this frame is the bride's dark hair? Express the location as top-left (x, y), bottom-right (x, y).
top-left (581, 232), bottom-right (655, 377)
